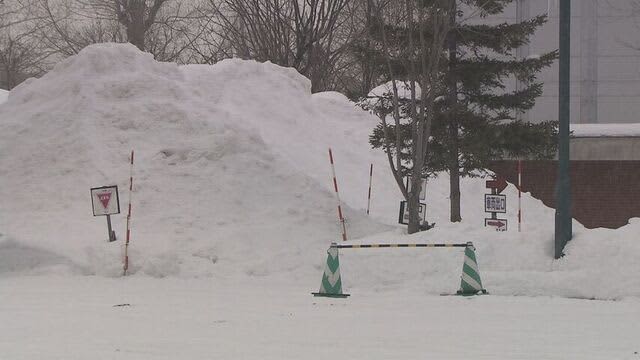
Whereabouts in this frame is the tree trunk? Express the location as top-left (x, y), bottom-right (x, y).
top-left (407, 181), bottom-right (420, 233)
top-left (447, 1), bottom-right (461, 222)
top-left (361, 0), bottom-right (374, 97)
top-left (126, 0), bottom-right (147, 51)
top-left (406, 1), bottom-right (421, 234)
top-left (448, 155), bottom-right (461, 221)
top-left (374, 0), bottom-right (453, 233)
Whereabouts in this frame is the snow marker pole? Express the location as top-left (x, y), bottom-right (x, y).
top-left (123, 150), bottom-right (134, 276)
top-left (328, 148), bottom-right (347, 241)
top-left (366, 163), bottom-right (373, 215)
top-left (518, 159), bottom-right (522, 232)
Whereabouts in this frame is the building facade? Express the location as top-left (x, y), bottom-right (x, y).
top-left (490, 0), bottom-right (640, 124)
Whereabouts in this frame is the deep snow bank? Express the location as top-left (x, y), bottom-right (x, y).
top-left (0, 43), bottom-right (391, 278)
top-left (1, 43), bottom-right (639, 299)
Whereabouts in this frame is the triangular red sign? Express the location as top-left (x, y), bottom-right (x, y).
top-left (97, 192), bottom-right (112, 209)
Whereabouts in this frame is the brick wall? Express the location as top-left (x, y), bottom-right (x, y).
top-left (488, 160), bottom-right (640, 229)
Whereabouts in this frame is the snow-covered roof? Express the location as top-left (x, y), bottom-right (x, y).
top-left (571, 123), bottom-right (640, 137)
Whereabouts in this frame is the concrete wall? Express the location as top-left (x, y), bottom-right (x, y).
top-left (477, 0), bottom-right (640, 125)
top-left (570, 137), bottom-right (640, 160)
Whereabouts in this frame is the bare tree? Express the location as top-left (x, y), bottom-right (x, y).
top-left (34, 0), bottom-right (123, 56)
top-left (0, 0), bottom-right (52, 89)
top-left (34, 0), bottom-right (203, 61)
top-left (201, 0), bottom-right (350, 92)
top-left (1, 0), bottom-right (40, 30)
top-left (72, 0), bottom-right (170, 51)
top-left (363, 0), bottom-right (453, 233)
top-left (0, 29), bottom-right (52, 89)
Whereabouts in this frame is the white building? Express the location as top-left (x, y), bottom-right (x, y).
top-left (488, 0), bottom-right (640, 124)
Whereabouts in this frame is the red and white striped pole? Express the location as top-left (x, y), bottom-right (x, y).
top-left (518, 159), bottom-right (522, 232)
top-left (328, 148), bottom-right (347, 241)
top-left (123, 150), bottom-right (134, 275)
top-left (366, 163), bottom-right (373, 215)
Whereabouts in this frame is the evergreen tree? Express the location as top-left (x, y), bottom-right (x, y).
top-left (360, 0), bottom-right (558, 224)
top-left (441, 0), bottom-right (557, 222)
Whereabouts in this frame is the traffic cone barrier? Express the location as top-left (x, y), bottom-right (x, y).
top-left (457, 242), bottom-right (488, 296)
top-left (312, 243), bottom-right (350, 298)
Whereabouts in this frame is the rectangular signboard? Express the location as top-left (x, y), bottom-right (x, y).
top-left (91, 185), bottom-right (120, 216)
top-left (398, 201), bottom-right (426, 225)
top-left (484, 194), bottom-right (506, 213)
top-left (485, 218), bottom-right (508, 231)
top-left (405, 178), bottom-right (427, 201)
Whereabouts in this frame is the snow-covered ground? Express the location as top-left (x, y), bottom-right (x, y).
top-left (1, 43), bottom-right (639, 358)
top-left (2, 276), bottom-right (640, 360)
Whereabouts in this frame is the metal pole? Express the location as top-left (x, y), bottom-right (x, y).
top-left (106, 214), bottom-right (116, 242)
top-left (555, 0), bottom-right (572, 259)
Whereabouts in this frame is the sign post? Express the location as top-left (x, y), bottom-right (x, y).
top-left (106, 213), bottom-right (115, 242)
top-left (484, 177), bottom-right (508, 232)
top-left (91, 185), bottom-right (120, 242)
top-left (399, 177), bottom-right (433, 230)
top-left (398, 200), bottom-right (426, 225)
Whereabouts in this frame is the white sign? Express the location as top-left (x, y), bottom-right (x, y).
top-left (484, 194), bottom-right (506, 213)
top-left (91, 185), bottom-right (120, 216)
top-left (406, 178), bottom-right (427, 201)
top-left (485, 218), bottom-right (508, 231)
top-left (398, 201), bottom-right (426, 225)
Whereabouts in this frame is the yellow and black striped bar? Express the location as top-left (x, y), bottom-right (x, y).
top-left (331, 242), bottom-right (470, 249)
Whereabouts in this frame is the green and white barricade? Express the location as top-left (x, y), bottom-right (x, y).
top-left (313, 241), bottom-right (487, 297)
top-left (312, 245), bottom-right (350, 298)
top-left (456, 242), bottom-right (488, 296)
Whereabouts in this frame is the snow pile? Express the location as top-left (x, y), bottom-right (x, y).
top-left (1, 43), bottom-right (639, 299)
top-left (0, 43), bottom-right (391, 279)
top-left (0, 89), bottom-right (8, 104)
